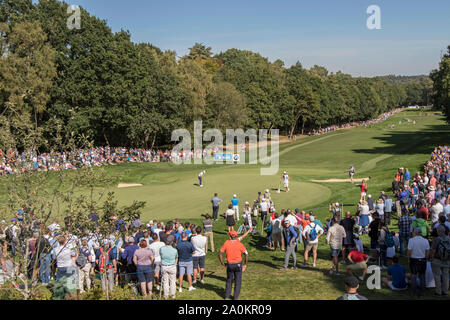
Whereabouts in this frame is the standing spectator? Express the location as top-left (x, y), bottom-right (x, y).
top-left (368, 213), bottom-right (381, 262)
top-left (326, 218), bottom-right (346, 275)
top-left (384, 194), bottom-right (393, 226)
top-left (336, 276), bottom-right (368, 300)
top-left (133, 239), bottom-right (155, 297)
top-left (78, 239), bottom-right (94, 293)
top-left (404, 168), bottom-right (411, 186)
top-left (358, 200), bottom-right (370, 234)
top-left (408, 227), bottom-right (430, 297)
top-left (301, 216), bottom-right (323, 267)
top-left (430, 199), bottom-right (444, 224)
top-left (340, 211), bottom-right (355, 264)
top-left (160, 235), bottom-right (178, 299)
top-left (191, 226), bottom-right (207, 285)
top-left (412, 211), bottom-right (429, 238)
top-left (225, 204), bottom-right (236, 232)
top-left (202, 214), bottom-right (214, 253)
top-left (211, 193), bottom-right (222, 221)
top-left (54, 235), bottom-right (77, 280)
top-left (219, 230), bottom-right (249, 300)
top-left (88, 209), bottom-right (99, 224)
top-left (271, 213), bottom-right (283, 251)
top-left (148, 233), bottom-right (165, 291)
top-left (398, 209), bottom-right (413, 257)
top-left (121, 236), bottom-right (139, 285)
top-left (232, 194), bottom-right (240, 221)
top-left (282, 220), bottom-right (298, 270)
top-left (96, 240), bottom-right (117, 293)
top-left (430, 225), bottom-right (449, 296)
top-left (176, 232), bottom-right (196, 292)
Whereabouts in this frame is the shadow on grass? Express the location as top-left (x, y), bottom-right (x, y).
top-left (352, 123), bottom-right (450, 157)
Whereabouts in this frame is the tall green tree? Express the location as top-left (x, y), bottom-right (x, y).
top-left (0, 20), bottom-right (57, 149)
top-left (430, 45), bottom-right (450, 122)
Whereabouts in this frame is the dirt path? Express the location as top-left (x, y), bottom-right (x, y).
top-left (311, 177), bottom-right (370, 183)
top-left (118, 183), bottom-right (143, 188)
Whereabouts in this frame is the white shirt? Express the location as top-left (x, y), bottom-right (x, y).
top-left (407, 236), bottom-right (430, 259)
top-left (149, 241), bottom-right (165, 263)
top-left (191, 235), bottom-right (207, 257)
top-left (283, 174), bottom-right (289, 182)
top-left (226, 209), bottom-right (235, 217)
top-left (302, 223), bottom-right (324, 244)
top-left (359, 204), bottom-right (370, 216)
top-left (285, 215), bottom-right (297, 226)
top-left (260, 201), bottom-right (268, 212)
top-left (430, 204), bottom-right (444, 223)
top-left (54, 245), bottom-right (76, 268)
top-left (198, 171), bottom-right (204, 177)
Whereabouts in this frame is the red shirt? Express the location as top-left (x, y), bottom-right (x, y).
top-left (348, 250), bottom-right (368, 263)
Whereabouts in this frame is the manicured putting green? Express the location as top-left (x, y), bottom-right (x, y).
top-left (111, 168), bottom-right (331, 220)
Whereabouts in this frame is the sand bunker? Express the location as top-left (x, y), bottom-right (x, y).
top-left (311, 177), bottom-right (370, 183)
top-left (117, 183), bottom-right (143, 188)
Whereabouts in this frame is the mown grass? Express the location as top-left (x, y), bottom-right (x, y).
top-left (1, 110), bottom-right (449, 300)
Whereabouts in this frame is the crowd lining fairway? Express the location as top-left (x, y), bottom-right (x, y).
top-left (1, 110), bottom-right (449, 300)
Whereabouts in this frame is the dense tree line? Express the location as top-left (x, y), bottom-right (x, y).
top-left (430, 46), bottom-right (450, 122)
top-left (0, 0), bottom-right (438, 151)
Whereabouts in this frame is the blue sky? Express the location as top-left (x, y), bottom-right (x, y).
top-left (48, 0), bottom-right (449, 76)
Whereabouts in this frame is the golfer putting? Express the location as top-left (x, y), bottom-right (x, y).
top-left (198, 170), bottom-right (206, 187)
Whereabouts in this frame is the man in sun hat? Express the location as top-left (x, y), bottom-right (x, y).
top-left (219, 230), bottom-right (248, 300)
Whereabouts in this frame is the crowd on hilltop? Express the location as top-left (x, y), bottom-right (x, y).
top-left (0, 109), bottom-right (405, 177)
top-left (0, 147), bottom-right (226, 176)
top-left (308, 108), bottom-right (403, 136)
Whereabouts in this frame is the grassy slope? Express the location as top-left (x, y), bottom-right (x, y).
top-left (1, 110), bottom-right (449, 300)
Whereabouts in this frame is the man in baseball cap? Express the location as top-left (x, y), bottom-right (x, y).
top-left (336, 276), bottom-right (368, 300)
top-left (219, 228), bottom-right (249, 300)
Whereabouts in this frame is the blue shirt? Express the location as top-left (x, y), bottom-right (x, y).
top-left (121, 244), bottom-right (139, 264)
top-left (384, 198), bottom-right (393, 212)
top-left (95, 247), bottom-right (117, 266)
top-left (176, 240), bottom-right (195, 262)
top-left (315, 219), bottom-right (324, 229)
top-left (285, 226), bottom-right (298, 244)
top-left (387, 264), bottom-right (407, 289)
top-left (404, 171), bottom-right (410, 181)
top-left (232, 198), bottom-right (239, 206)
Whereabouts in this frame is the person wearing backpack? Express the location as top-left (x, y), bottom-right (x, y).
top-left (327, 218), bottom-right (347, 275)
top-left (78, 239), bottom-right (95, 293)
top-left (430, 225), bottom-right (449, 296)
top-left (377, 221), bottom-right (391, 269)
top-left (301, 216), bottom-right (324, 268)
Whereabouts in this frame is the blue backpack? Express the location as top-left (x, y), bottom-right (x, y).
top-left (385, 231), bottom-right (395, 248)
top-left (309, 224), bottom-right (318, 241)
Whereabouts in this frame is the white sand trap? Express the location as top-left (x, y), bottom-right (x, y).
top-left (117, 183), bottom-right (143, 188)
top-left (311, 177), bottom-right (370, 183)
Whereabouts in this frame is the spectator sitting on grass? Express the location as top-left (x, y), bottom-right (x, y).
top-left (381, 256), bottom-right (408, 291)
